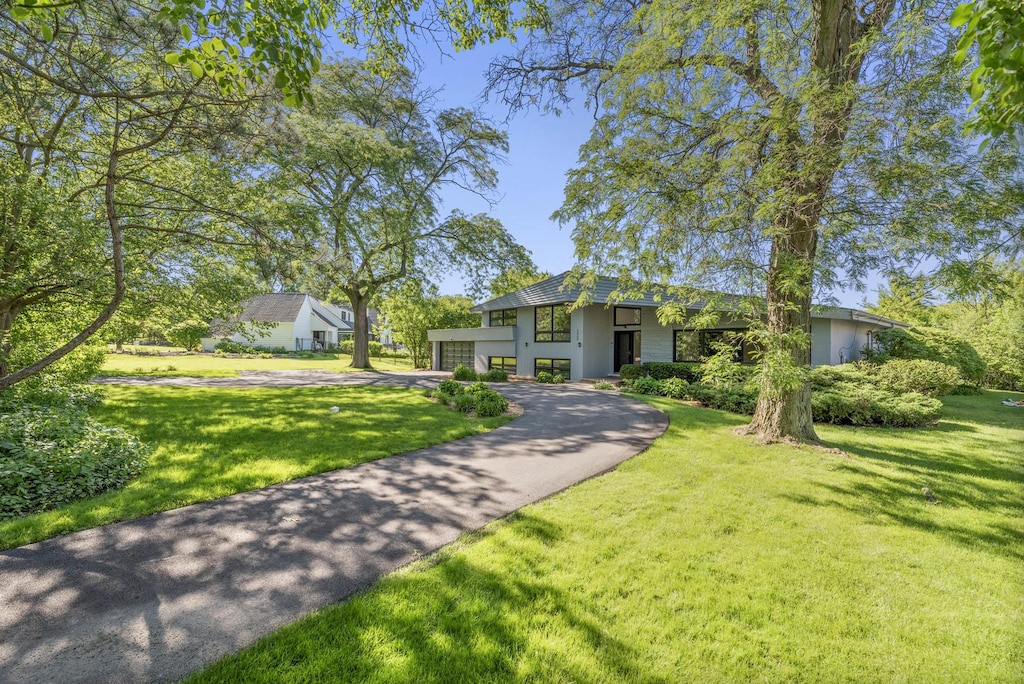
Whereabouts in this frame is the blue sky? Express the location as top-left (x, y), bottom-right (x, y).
top-left (328, 37), bottom-right (878, 309)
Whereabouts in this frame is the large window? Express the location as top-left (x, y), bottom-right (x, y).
top-left (440, 342), bottom-right (475, 371)
top-left (614, 306), bottom-right (641, 326)
top-left (489, 308), bottom-right (517, 327)
top-left (489, 356), bottom-right (517, 373)
top-left (674, 329), bottom-right (755, 363)
top-left (535, 305), bottom-right (570, 342)
top-left (535, 358), bottom-right (571, 378)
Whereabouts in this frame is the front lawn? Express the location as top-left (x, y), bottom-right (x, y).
top-left (189, 390), bottom-right (1023, 682)
top-left (0, 386), bottom-right (510, 550)
top-left (98, 351), bottom-right (416, 377)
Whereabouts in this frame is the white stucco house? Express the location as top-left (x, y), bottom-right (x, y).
top-left (427, 272), bottom-right (906, 381)
top-left (201, 293), bottom-right (353, 352)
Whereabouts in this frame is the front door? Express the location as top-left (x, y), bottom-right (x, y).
top-left (614, 331), bottom-right (635, 372)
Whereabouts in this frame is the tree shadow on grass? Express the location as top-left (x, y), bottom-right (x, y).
top-left (194, 512), bottom-right (668, 684)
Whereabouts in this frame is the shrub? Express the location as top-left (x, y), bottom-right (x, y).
top-left (479, 369), bottom-right (509, 382)
top-left (809, 363), bottom-right (872, 390)
top-left (687, 383), bottom-right (759, 414)
top-left (872, 359), bottom-right (964, 397)
top-left (368, 341), bottom-right (384, 358)
top-left (592, 381), bottom-right (617, 390)
top-left (437, 379), bottom-right (464, 396)
top-left (659, 377), bottom-right (689, 399)
top-left (552, 373), bottom-right (566, 384)
top-left (699, 354), bottom-right (755, 386)
top-left (0, 393), bottom-right (149, 520)
top-left (452, 364), bottom-right (477, 381)
top-left (868, 327), bottom-right (986, 386)
top-left (811, 384), bottom-right (941, 428)
top-left (536, 371), bottom-right (554, 384)
top-left (164, 319), bottom-right (208, 351)
top-left (475, 396), bottom-right (508, 417)
top-left (630, 376), bottom-right (662, 395)
top-left (620, 362), bottom-right (702, 382)
top-left (453, 393), bottom-right (477, 413)
top-left (339, 339), bottom-right (355, 355)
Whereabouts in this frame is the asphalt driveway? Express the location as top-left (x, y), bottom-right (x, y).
top-left (0, 372), bottom-right (667, 683)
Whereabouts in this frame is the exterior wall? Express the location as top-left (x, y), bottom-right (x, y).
top-left (202, 322), bottom-right (296, 351)
top-left (581, 305), bottom-right (613, 378)
top-left (830, 320), bottom-right (874, 364)
top-left (475, 341), bottom-right (517, 373)
top-left (810, 319), bottom-right (832, 367)
top-left (291, 298), bottom-right (314, 340)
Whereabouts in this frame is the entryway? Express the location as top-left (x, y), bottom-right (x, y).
top-left (614, 331), bottom-right (637, 372)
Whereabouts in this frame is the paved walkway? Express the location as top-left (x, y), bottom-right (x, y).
top-left (0, 372), bottom-right (667, 684)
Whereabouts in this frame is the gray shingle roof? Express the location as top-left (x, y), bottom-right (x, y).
top-left (469, 271), bottom-right (906, 327)
top-left (235, 293), bottom-right (308, 323)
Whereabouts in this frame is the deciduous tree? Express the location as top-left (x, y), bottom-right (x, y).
top-left (488, 0), bottom-right (1024, 442)
top-left (260, 59), bottom-right (532, 368)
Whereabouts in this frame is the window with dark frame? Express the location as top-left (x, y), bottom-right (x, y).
top-left (673, 329), bottom-right (754, 363)
top-left (613, 306), bottom-right (641, 326)
top-left (534, 358), bottom-right (571, 378)
top-left (488, 356), bottom-right (517, 373)
top-left (534, 305), bottom-right (571, 342)
top-left (488, 308), bottom-right (517, 327)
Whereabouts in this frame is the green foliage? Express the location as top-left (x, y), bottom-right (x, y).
top-left (437, 379), bottom-right (464, 396)
top-left (621, 362), bottom-right (703, 383)
top-left (453, 393), bottom-right (478, 413)
top-left (872, 359), bottom-right (965, 397)
top-left (339, 339), bottom-right (355, 355)
top-left (658, 377), bottom-right (689, 399)
top-left (0, 388), bottom-right (149, 520)
top-left (687, 383), bottom-right (760, 415)
top-left (699, 354), bottom-right (755, 388)
top-left (629, 376), bottom-right (662, 395)
top-left (381, 280), bottom-right (479, 369)
top-left (869, 327), bottom-right (986, 386)
top-left (809, 364), bottom-right (873, 390)
top-left (368, 341), bottom-right (384, 358)
top-left (452, 365), bottom-right (477, 381)
top-left (952, 0), bottom-right (1024, 137)
top-left (535, 371), bottom-right (553, 384)
top-left (479, 369), bottom-right (509, 382)
top-left (487, 266), bottom-right (550, 299)
top-left (164, 319), bottom-right (209, 352)
top-left (592, 381), bottom-right (618, 391)
top-left (435, 380), bottom-right (508, 416)
top-left (812, 386), bottom-right (942, 428)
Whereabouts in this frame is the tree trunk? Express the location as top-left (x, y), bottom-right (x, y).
top-left (347, 290), bottom-right (373, 369)
top-left (744, 225), bottom-right (819, 443)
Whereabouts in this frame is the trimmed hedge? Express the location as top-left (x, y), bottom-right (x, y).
top-left (0, 388), bottom-right (149, 520)
top-left (620, 362), bottom-right (703, 382)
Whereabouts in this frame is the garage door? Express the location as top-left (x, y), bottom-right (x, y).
top-left (439, 342), bottom-right (475, 371)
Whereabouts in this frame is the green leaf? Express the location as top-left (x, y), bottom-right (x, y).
top-left (189, 61), bottom-right (204, 79)
top-left (164, 52), bottom-right (180, 65)
top-left (950, 3), bottom-right (975, 27)
top-left (10, 6), bottom-right (31, 20)
top-left (181, 23), bottom-right (193, 41)
top-left (274, 71), bottom-right (288, 89)
top-left (39, 23), bottom-right (53, 41)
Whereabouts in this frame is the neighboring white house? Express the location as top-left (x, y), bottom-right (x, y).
top-left (427, 272), bottom-right (907, 381)
top-left (201, 293), bottom-right (353, 352)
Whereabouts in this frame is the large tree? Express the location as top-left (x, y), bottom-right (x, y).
top-left (260, 59), bottom-right (532, 368)
top-left (488, 0), bottom-right (1024, 442)
top-left (380, 280), bottom-right (479, 368)
top-left (0, 3), bottom-right (269, 390)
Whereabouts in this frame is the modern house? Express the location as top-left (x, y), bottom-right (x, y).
top-left (201, 293), bottom-right (353, 352)
top-left (427, 272), bottom-right (906, 381)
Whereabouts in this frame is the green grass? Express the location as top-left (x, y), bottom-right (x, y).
top-left (189, 390), bottom-right (1023, 683)
top-left (98, 351), bottom-right (416, 377)
top-left (0, 385), bottom-right (509, 550)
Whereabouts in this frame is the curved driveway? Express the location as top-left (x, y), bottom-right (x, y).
top-left (0, 372), bottom-right (667, 684)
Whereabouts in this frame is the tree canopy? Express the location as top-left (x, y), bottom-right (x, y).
top-left (258, 59), bottom-right (532, 367)
top-left (488, 0), bottom-right (1024, 442)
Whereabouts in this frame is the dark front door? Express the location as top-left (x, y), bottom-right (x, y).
top-left (614, 331), bottom-right (635, 372)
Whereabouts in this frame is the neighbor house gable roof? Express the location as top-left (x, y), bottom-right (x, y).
top-left (234, 293), bottom-right (308, 323)
top-left (469, 271), bottom-right (906, 327)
